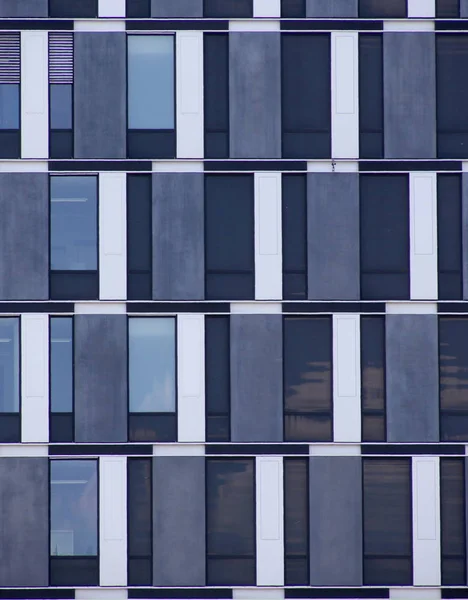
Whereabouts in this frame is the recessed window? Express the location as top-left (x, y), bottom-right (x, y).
top-left (282, 174), bottom-right (307, 299)
top-left (50, 317), bottom-right (73, 443)
top-left (204, 33), bottom-right (229, 158)
top-left (205, 316), bottom-right (230, 442)
top-left (0, 33), bottom-right (20, 159)
top-left (437, 174), bottom-right (462, 299)
top-left (128, 458), bottom-right (153, 585)
top-left (49, 33), bottom-right (74, 159)
top-left (0, 318), bottom-right (19, 443)
top-left (359, 0), bottom-right (407, 17)
top-left (361, 316), bottom-right (386, 442)
top-left (359, 34), bottom-right (383, 159)
top-left (436, 0), bottom-right (459, 17)
top-left (440, 458), bottom-right (466, 585)
top-left (127, 174), bottom-right (152, 300)
top-left (284, 458), bottom-right (309, 585)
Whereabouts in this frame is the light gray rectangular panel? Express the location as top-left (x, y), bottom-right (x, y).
top-left (384, 32), bottom-right (436, 158)
top-left (307, 173), bottom-right (360, 300)
top-left (74, 33), bottom-right (126, 158)
top-left (152, 173), bottom-right (204, 300)
top-left (306, 0), bottom-right (358, 17)
top-left (0, 174), bottom-right (48, 300)
top-left (153, 456), bottom-right (205, 586)
top-left (461, 173), bottom-right (468, 299)
top-left (74, 315), bottom-right (128, 442)
top-left (229, 32), bottom-right (281, 159)
top-left (386, 314), bottom-right (439, 442)
top-left (0, 0), bottom-right (47, 16)
top-left (309, 456), bottom-right (362, 585)
top-left (461, 0), bottom-right (468, 17)
top-left (151, 0), bottom-right (203, 16)
top-left (231, 314), bottom-right (283, 442)
top-left (0, 458), bottom-right (48, 586)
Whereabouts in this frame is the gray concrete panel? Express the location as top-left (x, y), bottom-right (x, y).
top-left (0, 174), bottom-right (48, 300)
top-left (231, 314), bottom-right (283, 442)
top-left (306, 0), bottom-right (358, 17)
top-left (0, 458), bottom-right (48, 586)
top-left (74, 33), bottom-right (126, 158)
top-left (307, 173), bottom-right (360, 300)
top-left (153, 456), bottom-right (206, 586)
top-left (152, 173), bottom-right (204, 300)
top-left (151, 0), bottom-right (203, 17)
top-left (74, 315), bottom-right (128, 443)
top-left (0, 0), bottom-right (47, 16)
top-left (386, 314), bottom-right (439, 442)
top-left (229, 32), bottom-right (281, 158)
top-left (309, 456), bottom-right (363, 586)
top-left (384, 32), bottom-right (436, 158)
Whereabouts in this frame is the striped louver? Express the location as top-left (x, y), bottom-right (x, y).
top-left (49, 33), bottom-right (73, 84)
top-left (0, 33), bottom-right (20, 84)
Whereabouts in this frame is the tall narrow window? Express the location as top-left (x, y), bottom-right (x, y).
top-left (361, 316), bottom-right (386, 442)
top-left (0, 318), bottom-right (19, 443)
top-left (359, 34), bottom-right (383, 158)
top-left (204, 34), bottom-right (229, 158)
top-left (205, 316), bottom-right (230, 442)
top-left (50, 176), bottom-right (98, 300)
top-left (50, 460), bottom-right (99, 586)
top-left (363, 458), bottom-right (412, 585)
top-left (436, 0), bottom-right (459, 17)
top-left (128, 458), bottom-right (152, 586)
top-left (129, 318), bottom-right (176, 442)
top-left (49, 0), bottom-right (98, 17)
top-left (127, 174), bottom-right (152, 300)
top-left (49, 33), bottom-right (73, 159)
top-left (441, 458), bottom-right (466, 585)
top-left (204, 0), bottom-right (253, 17)
top-left (0, 33), bottom-right (20, 159)
top-left (127, 35), bottom-right (175, 159)
top-left (206, 458), bottom-right (256, 585)
top-left (359, 0), bottom-right (407, 17)
top-left (50, 317), bottom-right (73, 443)
top-left (282, 174), bottom-right (307, 300)
top-left (284, 317), bottom-right (333, 442)
top-left (284, 458), bottom-right (309, 585)
top-left (438, 174), bottom-right (462, 299)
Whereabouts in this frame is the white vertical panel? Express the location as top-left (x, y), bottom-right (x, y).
top-left (412, 457), bottom-right (441, 586)
top-left (255, 172), bottom-right (282, 300)
top-left (331, 32), bottom-right (359, 159)
top-left (176, 31), bottom-right (204, 159)
top-left (21, 314), bottom-right (48, 443)
top-left (99, 456), bottom-right (127, 586)
top-left (21, 32), bottom-right (48, 158)
top-left (256, 457), bottom-right (284, 586)
top-left (99, 172), bottom-right (127, 300)
top-left (254, 0), bottom-right (281, 17)
top-left (333, 314), bottom-right (361, 442)
top-left (410, 172), bottom-right (438, 300)
top-left (98, 0), bottom-right (126, 17)
top-left (408, 0), bottom-right (435, 17)
top-left (177, 314), bottom-right (205, 442)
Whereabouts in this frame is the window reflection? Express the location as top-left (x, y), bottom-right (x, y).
top-left (50, 317), bottom-right (73, 413)
top-left (440, 458), bottom-right (466, 585)
top-left (361, 316), bottom-right (386, 442)
top-left (0, 84), bottom-right (19, 129)
top-left (0, 318), bottom-right (19, 413)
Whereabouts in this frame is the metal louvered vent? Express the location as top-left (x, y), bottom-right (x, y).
top-left (49, 33), bottom-right (73, 84)
top-left (0, 33), bottom-right (20, 84)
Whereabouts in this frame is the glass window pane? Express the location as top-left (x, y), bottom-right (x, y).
top-left (128, 458), bottom-right (152, 557)
top-left (128, 35), bottom-right (174, 130)
top-left (129, 318), bottom-right (176, 412)
top-left (0, 84), bottom-right (19, 129)
top-left (50, 176), bottom-right (98, 271)
top-left (50, 460), bottom-right (98, 557)
top-left (50, 318), bottom-right (73, 413)
top-left (359, 0), bottom-right (407, 17)
top-left (440, 318), bottom-right (468, 414)
top-left (50, 85), bottom-right (72, 130)
top-left (0, 318), bottom-right (19, 413)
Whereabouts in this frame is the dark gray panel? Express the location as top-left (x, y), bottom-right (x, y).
top-left (231, 314), bottom-right (283, 442)
top-left (0, 0), bottom-right (47, 16)
top-left (465, 457), bottom-right (468, 580)
top-left (384, 32), bottom-right (436, 158)
top-left (151, 0), bottom-right (203, 16)
top-left (152, 173), bottom-right (204, 300)
top-left (74, 315), bottom-right (128, 442)
top-left (0, 174), bottom-right (48, 300)
top-left (307, 173), bottom-right (359, 300)
top-left (229, 32), bottom-right (281, 159)
top-left (74, 33), bottom-right (126, 159)
top-left (306, 0), bottom-right (358, 17)
top-left (153, 456), bottom-right (205, 586)
top-left (0, 458), bottom-right (48, 586)
top-left (386, 314), bottom-right (439, 442)
top-left (309, 457), bottom-right (362, 585)
top-left (461, 173), bottom-right (468, 299)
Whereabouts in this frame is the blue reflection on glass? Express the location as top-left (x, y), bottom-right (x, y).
top-left (51, 318), bottom-right (73, 413)
top-left (0, 84), bottom-right (19, 129)
top-left (0, 318), bottom-right (19, 413)
top-left (50, 84), bottom-right (72, 130)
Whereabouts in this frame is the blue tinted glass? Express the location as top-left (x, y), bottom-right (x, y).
top-left (50, 176), bottom-right (98, 271)
top-left (0, 84), bottom-right (19, 129)
top-left (50, 460), bottom-right (98, 556)
top-left (0, 318), bottom-right (19, 413)
top-left (51, 318), bottom-right (73, 412)
top-left (128, 35), bottom-right (174, 129)
top-left (129, 318), bottom-right (176, 412)
top-left (50, 85), bottom-right (72, 130)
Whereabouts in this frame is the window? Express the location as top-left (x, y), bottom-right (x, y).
top-left (205, 175), bottom-right (255, 300)
top-left (49, 0), bottom-right (98, 17)
top-left (50, 317), bottom-right (73, 443)
top-left (363, 458), bottom-right (412, 585)
top-left (127, 174), bottom-right (152, 300)
top-left (281, 0), bottom-right (306, 17)
top-left (439, 317), bottom-right (468, 440)
top-left (284, 317), bottom-right (332, 442)
top-left (204, 34), bottom-right (229, 159)
top-left (50, 176), bottom-right (98, 300)
top-left (359, 34), bottom-right (383, 158)
top-left (361, 316), bottom-right (386, 442)
top-left (282, 174), bottom-right (307, 299)
top-left (360, 174), bottom-right (410, 300)
top-left (0, 318), bottom-right (19, 443)
top-left (49, 33), bottom-right (73, 159)
top-left (128, 318), bottom-right (176, 442)
top-left (359, 0), bottom-right (407, 17)
top-left (0, 33), bottom-right (20, 159)
top-left (284, 458), bottom-right (309, 585)
top-left (127, 35), bottom-right (175, 159)
top-left (128, 458), bottom-right (152, 586)
top-left (204, 0), bottom-right (252, 17)
top-left (436, 0), bottom-right (459, 17)
top-left (438, 174), bottom-right (462, 299)
top-left (50, 460), bottom-right (99, 586)
top-left (205, 316), bottom-right (230, 442)
top-left (126, 0), bottom-right (151, 17)
top-left (441, 458), bottom-right (466, 584)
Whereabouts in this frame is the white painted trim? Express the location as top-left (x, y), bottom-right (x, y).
top-left (410, 173), bottom-right (438, 300)
top-left (390, 589), bottom-right (440, 600)
top-left (99, 456), bottom-right (127, 586)
top-left (177, 315), bottom-right (205, 442)
top-left (230, 302), bottom-right (282, 314)
top-left (229, 20), bottom-right (280, 31)
top-left (309, 444), bottom-right (361, 456)
top-left (0, 444), bottom-right (48, 457)
top-left (233, 590), bottom-right (284, 600)
top-left (21, 32), bottom-right (48, 159)
top-left (462, 161), bottom-right (468, 172)
top-left (74, 302), bottom-right (126, 314)
top-left (152, 160), bottom-right (203, 173)
top-left (153, 444), bottom-right (205, 457)
top-left (383, 20), bottom-right (435, 31)
top-left (253, 0), bottom-right (281, 18)
top-left (331, 32), bottom-right (359, 159)
top-left (412, 457), bottom-right (441, 586)
top-left (74, 20), bottom-right (126, 31)
top-left (307, 160), bottom-right (358, 173)
top-left (408, 0), bottom-right (436, 18)
top-left (386, 302), bottom-right (437, 314)
top-left (176, 31), bottom-right (204, 159)
top-left (0, 161), bottom-right (47, 172)
top-left (76, 591), bottom-right (128, 600)
top-left (256, 457), bottom-right (284, 586)
top-left (98, 0), bottom-right (126, 17)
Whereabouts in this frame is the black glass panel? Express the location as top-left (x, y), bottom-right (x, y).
top-left (204, 0), bottom-right (253, 17)
top-left (207, 558), bottom-right (256, 585)
top-left (282, 174), bottom-right (307, 300)
top-left (364, 557), bottom-right (412, 586)
top-left (127, 273), bottom-right (152, 301)
top-left (359, 34), bottom-right (383, 159)
top-left (0, 414), bottom-right (20, 443)
top-left (361, 316), bottom-right (386, 442)
top-left (126, 0), bottom-right (151, 17)
top-left (441, 458), bottom-right (466, 585)
top-left (129, 557), bottom-right (152, 586)
top-left (127, 174), bottom-right (152, 300)
top-left (206, 273), bottom-right (254, 301)
top-left (49, 0), bottom-right (98, 17)
top-left (50, 413), bottom-right (73, 443)
top-left (204, 34), bottom-right (229, 159)
top-left (281, 0), bottom-right (306, 17)
top-left (284, 413), bottom-right (332, 442)
top-left (129, 413), bottom-right (176, 442)
top-left (128, 458), bottom-right (152, 585)
top-left (205, 316), bottom-right (230, 442)
top-left (127, 130), bottom-right (176, 159)
top-left (50, 131), bottom-right (73, 159)
top-left (206, 415), bottom-right (230, 442)
top-left (359, 0), bottom-right (407, 17)
top-left (284, 458), bottom-right (308, 585)
top-left (50, 557), bottom-right (99, 586)
top-left (0, 131), bottom-right (20, 159)
top-left (50, 272), bottom-right (99, 300)
top-left (438, 174), bottom-right (462, 299)
top-left (436, 0), bottom-right (459, 17)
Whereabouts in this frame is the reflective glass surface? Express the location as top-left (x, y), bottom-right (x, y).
top-left (50, 85), bottom-right (72, 130)
top-left (50, 318), bottom-right (73, 413)
top-left (0, 84), bottom-right (19, 129)
top-left (0, 318), bottom-right (19, 413)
